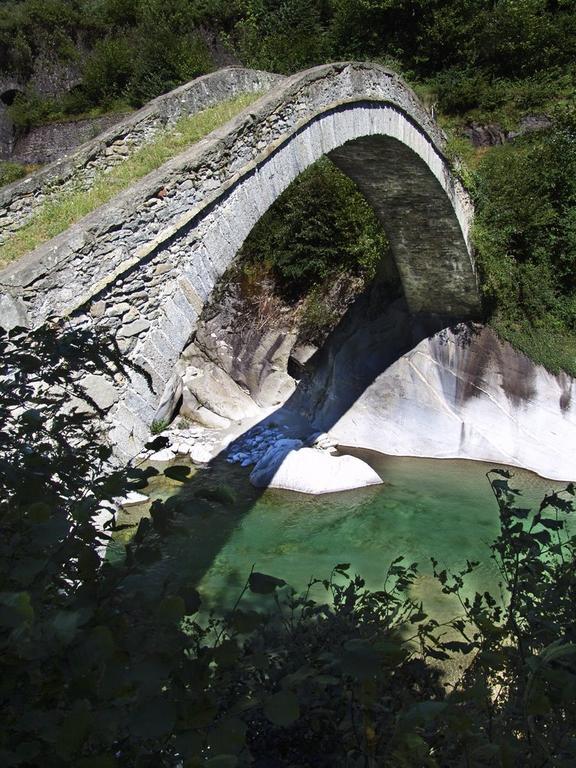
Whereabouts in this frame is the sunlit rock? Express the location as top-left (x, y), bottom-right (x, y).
top-left (181, 364), bottom-right (260, 423)
top-left (250, 444), bottom-right (383, 494)
top-left (148, 447), bottom-right (176, 462)
top-left (319, 326), bottom-right (576, 482)
top-left (189, 444), bottom-right (213, 465)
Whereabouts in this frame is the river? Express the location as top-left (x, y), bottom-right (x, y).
top-left (115, 451), bottom-right (572, 623)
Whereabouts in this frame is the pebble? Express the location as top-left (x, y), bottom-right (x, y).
top-left (149, 447), bottom-right (176, 462)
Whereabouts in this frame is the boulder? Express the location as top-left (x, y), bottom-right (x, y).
top-left (79, 373), bottom-right (119, 411)
top-left (189, 404), bottom-right (231, 430)
top-left (182, 363), bottom-right (260, 421)
top-left (189, 444), bottom-right (213, 464)
top-left (250, 444), bottom-right (382, 494)
top-left (153, 371), bottom-right (183, 425)
top-left (249, 439), bottom-right (304, 487)
top-left (148, 447), bottom-right (176, 462)
top-left (256, 369), bottom-right (296, 407)
top-left (288, 343), bottom-right (318, 377)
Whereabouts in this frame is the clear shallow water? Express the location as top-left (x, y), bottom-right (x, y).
top-left (121, 452), bottom-right (571, 623)
top-left (196, 453), bottom-right (569, 620)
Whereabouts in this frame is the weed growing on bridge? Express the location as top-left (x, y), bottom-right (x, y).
top-left (0, 92), bottom-right (262, 268)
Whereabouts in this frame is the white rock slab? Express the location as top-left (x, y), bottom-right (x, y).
top-left (326, 327), bottom-right (576, 482)
top-left (148, 447), bottom-right (176, 462)
top-left (189, 444), bottom-right (213, 464)
top-left (250, 444), bottom-right (383, 494)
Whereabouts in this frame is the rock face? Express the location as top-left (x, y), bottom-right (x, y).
top-left (181, 362), bottom-right (260, 422)
top-left (250, 444), bottom-right (383, 494)
top-left (462, 115), bottom-right (552, 148)
top-left (303, 325), bottom-right (576, 482)
top-left (184, 312), bottom-right (297, 409)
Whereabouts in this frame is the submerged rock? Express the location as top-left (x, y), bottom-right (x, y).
top-left (250, 444), bottom-right (382, 494)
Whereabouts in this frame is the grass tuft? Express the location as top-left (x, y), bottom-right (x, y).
top-left (0, 92), bottom-right (261, 268)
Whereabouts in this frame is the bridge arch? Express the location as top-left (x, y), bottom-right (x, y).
top-left (0, 63), bottom-right (480, 459)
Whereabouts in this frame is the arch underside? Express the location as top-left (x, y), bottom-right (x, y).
top-left (330, 135), bottom-right (479, 318)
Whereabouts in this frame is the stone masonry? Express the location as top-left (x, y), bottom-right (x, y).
top-left (0, 62), bottom-right (480, 462)
top-left (0, 67), bottom-right (282, 241)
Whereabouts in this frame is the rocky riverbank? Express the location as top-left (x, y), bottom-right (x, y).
top-left (140, 255), bottom-right (576, 490)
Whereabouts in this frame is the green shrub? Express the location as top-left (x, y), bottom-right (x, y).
top-left (0, 161), bottom-right (27, 188)
top-left (433, 68), bottom-right (491, 114)
top-left (6, 90), bottom-right (57, 132)
top-left (238, 157), bottom-right (387, 300)
top-left (81, 37), bottom-right (136, 108)
top-left (236, 0), bottom-right (330, 74)
top-left (150, 418), bottom-right (169, 435)
top-left (472, 105), bottom-right (576, 372)
top-left (299, 290), bottom-right (339, 344)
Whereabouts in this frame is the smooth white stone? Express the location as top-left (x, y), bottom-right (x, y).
top-left (148, 447), bottom-right (176, 462)
top-left (189, 444), bottom-right (213, 464)
top-left (251, 446), bottom-right (382, 494)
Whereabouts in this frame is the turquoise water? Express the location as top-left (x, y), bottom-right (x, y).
top-left (123, 452), bottom-right (570, 622)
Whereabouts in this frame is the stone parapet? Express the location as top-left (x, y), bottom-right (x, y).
top-left (0, 67), bottom-right (283, 241)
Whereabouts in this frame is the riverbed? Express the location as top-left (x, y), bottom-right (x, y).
top-left (116, 451), bottom-right (571, 623)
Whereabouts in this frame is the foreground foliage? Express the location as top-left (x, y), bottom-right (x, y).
top-left (1, 324), bottom-right (575, 766)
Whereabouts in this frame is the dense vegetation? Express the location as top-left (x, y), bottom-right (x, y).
top-left (239, 158), bottom-right (386, 300)
top-left (2, 1), bottom-right (574, 124)
top-left (233, 157), bottom-right (390, 343)
top-left (1, 322), bottom-right (575, 767)
top-left (472, 106), bottom-right (576, 374)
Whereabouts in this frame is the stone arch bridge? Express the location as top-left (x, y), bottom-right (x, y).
top-left (0, 62), bottom-right (480, 460)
